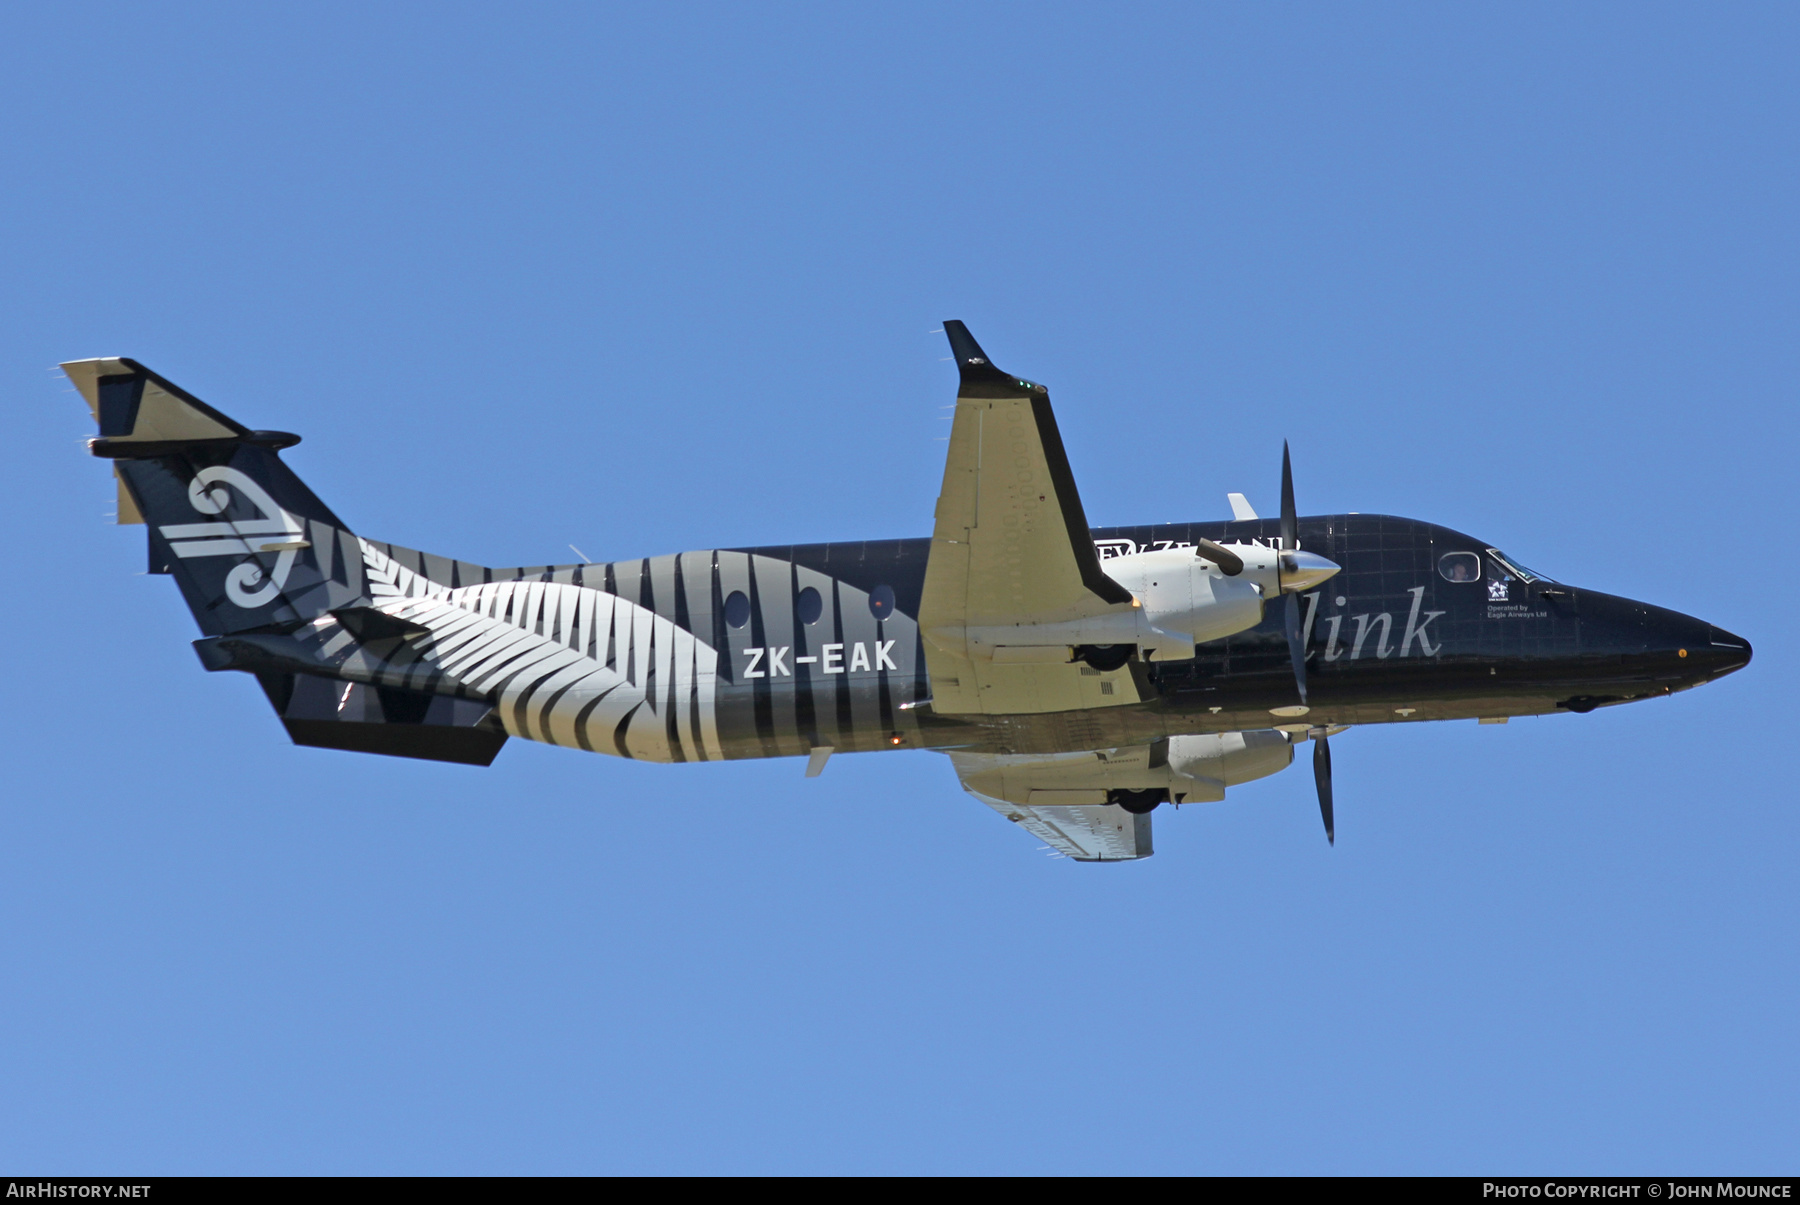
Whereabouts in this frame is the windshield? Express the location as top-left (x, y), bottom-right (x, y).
top-left (1485, 549), bottom-right (1555, 584)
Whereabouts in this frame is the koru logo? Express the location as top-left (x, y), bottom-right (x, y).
top-left (157, 467), bottom-right (307, 608)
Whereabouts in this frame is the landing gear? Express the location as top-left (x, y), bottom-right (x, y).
top-left (1075, 644), bottom-right (1133, 672)
top-left (1109, 788), bottom-right (1167, 815)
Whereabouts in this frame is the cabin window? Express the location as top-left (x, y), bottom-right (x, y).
top-left (869, 584), bottom-right (896, 621)
top-left (796, 586), bottom-right (823, 625)
top-left (724, 590), bottom-right (751, 629)
top-left (1438, 552), bottom-right (1482, 583)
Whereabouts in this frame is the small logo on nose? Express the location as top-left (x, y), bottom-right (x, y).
top-left (1488, 579), bottom-right (1510, 601)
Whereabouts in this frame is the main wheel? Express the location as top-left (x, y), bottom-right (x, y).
top-left (1109, 788), bottom-right (1166, 815)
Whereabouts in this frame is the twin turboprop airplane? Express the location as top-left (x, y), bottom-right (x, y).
top-left (66, 322), bottom-right (1751, 860)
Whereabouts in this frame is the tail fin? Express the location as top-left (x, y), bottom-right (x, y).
top-left (64, 358), bottom-right (370, 636)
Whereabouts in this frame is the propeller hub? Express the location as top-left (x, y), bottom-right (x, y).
top-left (1279, 549), bottom-right (1341, 594)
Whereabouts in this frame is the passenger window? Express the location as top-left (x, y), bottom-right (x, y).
top-left (724, 590), bottom-right (751, 629)
top-left (796, 586), bottom-right (823, 625)
top-left (1438, 552), bottom-right (1481, 583)
top-left (869, 584), bottom-right (896, 621)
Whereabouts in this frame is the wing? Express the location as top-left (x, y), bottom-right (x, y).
top-left (947, 746), bottom-right (1193, 862)
top-left (949, 731), bottom-right (1298, 859)
top-left (919, 322), bottom-right (1138, 715)
top-left (977, 793), bottom-right (1153, 862)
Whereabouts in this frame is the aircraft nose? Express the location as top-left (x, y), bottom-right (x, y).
top-left (1280, 550), bottom-right (1341, 594)
top-left (1702, 625), bottom-right (1753, 678)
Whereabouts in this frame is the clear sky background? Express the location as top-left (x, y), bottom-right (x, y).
top-left (1, 2), bottom-right (1793, 1175)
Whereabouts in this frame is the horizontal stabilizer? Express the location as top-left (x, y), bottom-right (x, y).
top-left (63, 357), bottom-right (251, 446)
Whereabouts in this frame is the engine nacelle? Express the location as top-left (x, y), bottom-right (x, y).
top-left (1101, 546), bottom-right (1266, 657)
top-left (944, 541), bottom-right (1339, 667)
top-left (1164, 730), bottom-right (1296, 799)
top-left (950, 729), bottom-right (1295, 809)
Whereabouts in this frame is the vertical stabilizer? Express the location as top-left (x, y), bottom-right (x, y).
top-left (64, 357), bottom-right (368, 634)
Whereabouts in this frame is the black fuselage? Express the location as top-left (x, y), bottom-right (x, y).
top-left (711, 512), bottom-right (1749, 757)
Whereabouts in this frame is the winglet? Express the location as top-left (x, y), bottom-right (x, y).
top-left (943, 320), bottom-right (1015, 387)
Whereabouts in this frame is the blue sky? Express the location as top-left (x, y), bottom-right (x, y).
top-left (2, 2), bottom-right (1793, 1174)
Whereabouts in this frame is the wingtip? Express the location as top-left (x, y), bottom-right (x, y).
top-left (942, 320), bottom-right (1011, 385)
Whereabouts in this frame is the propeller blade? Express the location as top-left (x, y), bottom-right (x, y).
top-left (1284, 589), bottom-right (1307, 704)
top-left (1313, 731), bottom-right (1335, 845)
top-left (1193, 537), bottom-right (1244, 576)
top-left (1279, 440), bottom-right (1297, 552)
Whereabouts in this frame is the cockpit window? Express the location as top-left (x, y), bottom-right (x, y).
top-left (1438, 552), bottom-right (1481, 583)
top-left (1485, 549), bottom-right (1554, 584)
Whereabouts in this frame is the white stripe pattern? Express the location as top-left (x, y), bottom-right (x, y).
top-left (358, 540), bottom-right (722, 762)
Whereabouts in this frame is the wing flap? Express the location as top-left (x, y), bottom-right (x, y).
top-left (969, 789), bottom-right (1153, 861)
top-left (951, 747), bottom-right (1160, 862)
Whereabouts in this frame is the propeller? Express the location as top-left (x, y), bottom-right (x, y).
top-left (1313, 729), bottom-right (1335, 845)
top-left (1279, 441), bottom-right (1307, 705)
top-left (1279, 440), bottom-right (1336, 845)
